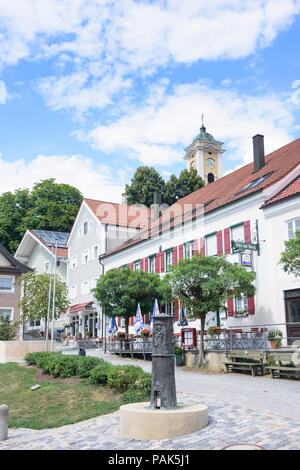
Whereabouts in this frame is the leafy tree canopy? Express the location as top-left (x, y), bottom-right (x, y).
top-left (279, 231), bottom-right (300, 277)
top-left (0, 178), bottom-right (83, 253)
top-left (16, 272), bottom-right (69, 325)
top-left (163, 254), bottom-right (256, 365)
top-left (93, 267), bottom-right (163, 334)
top-left (123, 166), bottom-right (166, 208)
top-left (123, 166), bottom-right (204, 208)
top-left (164, 168), bottom-right (205, 206)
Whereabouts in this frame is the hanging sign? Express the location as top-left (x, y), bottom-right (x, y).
top-left (231, 240), bottom-right (259, 253)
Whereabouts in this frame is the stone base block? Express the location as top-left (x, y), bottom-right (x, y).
top-left (120, 402), bottom-right (208, 440)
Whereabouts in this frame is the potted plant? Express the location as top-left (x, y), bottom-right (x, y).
top-left (75, 331), bottom-right (82, 341)
top-left (207, 325), bottom-right (221, 336)
top-left (268, 329), bottom-right (283, 349)
top-left (117, 331), bottom-right (126, 341)
top-left (174, 344), bottom-right (183, 367)
top-left (140, 328), bottom-right (151, 339)
top-left (233, 309), bottom-right (248, 317)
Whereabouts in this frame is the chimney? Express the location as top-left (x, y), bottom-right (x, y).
top-left (153, 191), bottom-right (162, 220)
top-left (253, 134), bottom-right (265, 172)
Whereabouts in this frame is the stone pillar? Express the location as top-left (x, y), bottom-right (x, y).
top-left (0, 405), bottom-right (9, 441)
top-left (150, 314), bottom-right (177, 409)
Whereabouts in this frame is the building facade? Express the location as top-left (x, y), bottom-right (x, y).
top-left (0, 243), bottom-right (32, 337)
top-left (65, 198), bottom-right (150, 338)
top-left (102, 133), bottom-right (300, 339)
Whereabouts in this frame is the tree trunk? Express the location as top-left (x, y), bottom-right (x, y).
top-left (125, 317), bottom-right (129, 337)
top-left (197, 315), bottom-right (206, 367)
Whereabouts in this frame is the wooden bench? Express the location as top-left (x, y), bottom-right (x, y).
top-left (266, 352), bottom-right (300, 379)
top-left (225, 350), bottom-right (266, 377)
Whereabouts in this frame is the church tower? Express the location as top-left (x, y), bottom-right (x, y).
top-left (184, 121), bottom-right (225, 184)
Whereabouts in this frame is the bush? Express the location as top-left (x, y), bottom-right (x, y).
top-left (25, 352), bottom-right (152, 404)
top-left (89, 362), bottom-right (114, 385)
top-left (107, 365), bottom-right (146, 392)
top-left (51, 356), bottom-right (80, 378)
top-left (76, 357), bottom-right (103, 378)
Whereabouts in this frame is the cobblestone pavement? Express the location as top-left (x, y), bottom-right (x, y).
top-left (1, 349), bottom-right (300, 450)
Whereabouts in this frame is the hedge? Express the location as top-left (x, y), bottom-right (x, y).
top-left (24, 352), bottom-right (151, 403)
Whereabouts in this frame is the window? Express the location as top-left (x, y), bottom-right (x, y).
top-left (81, 281), bottom-right (90, 295)
top-left (134, 260), bottom-right (141, 271)
top-left (82, 250), bottom-right (90, 265)
top-left (0, 277), bottom-right (14, 292)
top-left (231, 223), bottom-right (244, 243)
top-left (44, 262), bottom-right (50, 272)
top-left (71, 256), bottom-right (78, 269)
top-left (287, 218), bottom-right (300, 240)
top-left (70, 285), bottom-right (77, 300)
top-left (29, 318), bottom-right (41, 328)
top-left (83, 221), bottom-right (88, 235)
top-left (93, 245), bottom-right (100, 260)
top-left (0, 308), bottom-right (12, 322)
top-left (234, 295), bottom-right (248, 315)
top-left (184, 242), bottom-right (193, 259)
top-left (205, 234), bottom-right (217, 256)
top-left (165, 250), bottom-right (173, 271)
top-left (148, 255), bottom-right (156, 273)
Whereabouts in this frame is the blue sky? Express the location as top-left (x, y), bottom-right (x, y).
top-left (1, 0), bottom-right (300, 201)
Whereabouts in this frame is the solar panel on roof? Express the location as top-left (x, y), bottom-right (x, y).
top-left (33, 230), bottom-right (69, 248)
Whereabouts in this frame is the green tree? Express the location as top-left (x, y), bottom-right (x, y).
top-left (164, 168), bottom-right (205, 206)
top-left (16, 272), bottom-right (69, 334)
top-left (123, 166), bottom-right (166, 208)
top-left (163, 254), bottom-right (256, 366)
top-left (0, 179), bottom-right (83, 253)
top-left (0, 316), bottom-right (20, 341)
top-left (23, 178), bottom-right (83, 233)
top-left (93, 267), bottom-right (163, 335)
top-left (0, 188), bottom-right (31, 253)
top-left (279, 231), bottom-right (300, 277)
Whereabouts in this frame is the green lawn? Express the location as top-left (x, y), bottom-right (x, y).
top-left (0, 362), bottom-right (121, 429)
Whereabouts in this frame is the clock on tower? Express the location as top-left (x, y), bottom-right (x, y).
top-left (183, 121), bottom-right (225, 185)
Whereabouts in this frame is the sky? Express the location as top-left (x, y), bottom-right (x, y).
top-left (1, 0), bottom-right (300, 202)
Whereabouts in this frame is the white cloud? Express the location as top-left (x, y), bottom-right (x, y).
top-left (1, 1), bottom-right (299, 111)
top-left (0, 81), bottom-right (6, 103)
top-left (82, 80), bottom-right (295, 167)
top-left (0, 153), bottom-right (124, 202)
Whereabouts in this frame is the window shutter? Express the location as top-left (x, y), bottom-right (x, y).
top-left (144, 257), bottom-right (148, 273)
top-left (160, 251), bottom-right (165, 273)
top-left (156, 253), bottom-right (160, 273)
top-left (224, 228), bottom-right (231, 254)
top-left (248, 297), bottom-right (255, 315)
top-left (193, 239), bottom-right (198, 256)
top-left (200, 237), bottom-right (205, 256)
top-left (173, 246), bottom-right (178, 266)
top-left (117, 317), bottom-right (121, 327)
top-left (174, 299), bottom-right (179, 322)
top-left (227, 298), bottom-right (234, 317)
top-left (244, 220), bottom-right (251, 243)
top-left (140, 258), bottom-right (144, 271)
top-left (130, 262), bottom-right (134, 270)
top-left (217, 231), bottom-right (223, 256)
top-left (179, 244), bottom-right (184, 260)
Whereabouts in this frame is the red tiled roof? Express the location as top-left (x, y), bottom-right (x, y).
top-left (69, 302), bottom-right (93, 313)
top-left (83, 198), bottom-right (151, 229)
top-left (262, 175), bottom-right (300, 208)
top-left (102, 137), bottom-right (300, 257)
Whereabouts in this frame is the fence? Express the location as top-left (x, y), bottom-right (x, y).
top-left (105, 322), bottom-right (300, 358)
